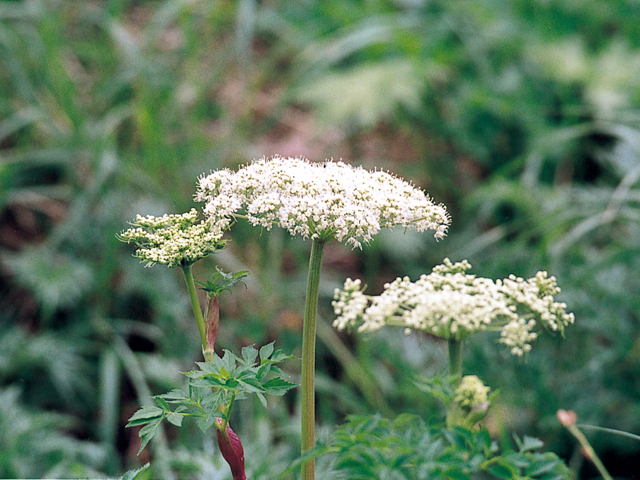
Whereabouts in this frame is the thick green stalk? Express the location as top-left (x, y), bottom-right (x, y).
top-left (301, 238), bottom-right (326, 480)
top-left (448, 338), bottom-right (463, 378)
top-left (181, 264), bottom-right (213, 361)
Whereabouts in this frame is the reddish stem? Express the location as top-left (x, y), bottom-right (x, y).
top-left (203, 294), bottom-right (219, 361)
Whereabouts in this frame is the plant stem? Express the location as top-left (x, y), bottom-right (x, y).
top-left (566, 423), bottom-right (613, 480)
top-left (202, 293), bottom-right (219, 363)
top-left (448, 338), bottom-right (462, 378)
top-left (181, 264), bottom-right (212, 361)
top-left (301, 238), bottom-right (326, 480)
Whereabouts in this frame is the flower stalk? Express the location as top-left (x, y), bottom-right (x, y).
top-left (557, 410), bottom-right (612, 480)
top-left (448, 338), bottom-right (463, 378)
top-left (180, 264), bottom-right (215, 362)
top-left (301, 238), bottom-right (326, 480)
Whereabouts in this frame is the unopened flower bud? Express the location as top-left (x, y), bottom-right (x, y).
top-left (216, 420), bottom-right (246, 480)
top-left (557, 409), bottom-right (577, 427)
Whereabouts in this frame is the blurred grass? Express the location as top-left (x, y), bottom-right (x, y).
top-left (1, 0), bottom-right (640, 478)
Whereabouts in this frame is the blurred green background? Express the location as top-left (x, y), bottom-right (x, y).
top-left (1, 0), bottom-right (639, 478)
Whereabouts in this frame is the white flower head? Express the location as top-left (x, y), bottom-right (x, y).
top-left (195, 156), bottom-right (450, 248)
top-left (332, 258), bottom-right (575, 356)
top-left (119, 209), bottom-right (226, 268)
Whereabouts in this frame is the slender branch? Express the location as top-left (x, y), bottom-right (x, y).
top-left (301, 238), bottom-right (327, 480)
top-left (577, 424), bottom-right (640, 443)
top-left (565, 423), bottom-right (613, 480)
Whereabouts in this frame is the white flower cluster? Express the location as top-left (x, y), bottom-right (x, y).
top-left (119, 209), bottom-right (226, 268)
top-left (195, 156), bottom-right (450, 248)
top-left (454, 375), bottom-right (491, 411)
top-left (332, 258), bottom-right (575, 356)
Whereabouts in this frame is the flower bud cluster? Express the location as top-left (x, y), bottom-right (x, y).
top-left (455, 375), bottom-right (491, 412)
top-left (333, 258), bottom-right (575, 356)
top-left (118, 209), bottom-right (226, 268)
top-left (195, 156), bottom-right (450, 248)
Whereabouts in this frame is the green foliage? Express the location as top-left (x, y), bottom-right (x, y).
top-left (117, 463), bottom-right (151, 480)
top-left (0, 386), bottom-right (106, 479)
top-left (197, 267), bottom-right (251, 296)
top-left (293, 414), bottom-right (570, 480)
top-left (127, 343), bottom-right (296, 453)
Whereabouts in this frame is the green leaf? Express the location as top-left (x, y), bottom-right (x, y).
top-left (165, 411), bottom-right (184, 427)
top-left (261, 376), bottom-right (297, 395)
top-left (126, 406), bottom-right (165, 427)
top-left (155, 396), bottom-right (171, 411)
top-left (238, 376), bottom-right (267, 393)
top-left (259, 342), bottom-right (275, 361)
top-left (256, 362), bottom-right (271, 381)
top-left (526, 453), bottom-right (565, 477)
top-left (240, 344), bottom-right (258, 365)
top-left (485, 459), bottom-right (518, 479)
top-left (196, 268), bottom-right (250, 296)
top-left (138, 419), bottom-right (162, 453)
top-left (158, 389), bottom-right (190, 403)
top-left (270, 349), bottom-right (295, 363)
top-left (518, 435), bottom-right (544, 453)
top-left (220, 349), bottom-right (236, 373)
top-left (119, 463), bottom-right (151, 480)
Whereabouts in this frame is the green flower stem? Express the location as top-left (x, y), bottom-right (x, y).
top-left (181, 264), bottom-right (214, 362)
top-left (565, 424), bottom-right (613, 480)
top-left (448, 338), bottom-right (463, 378)
top-left (301, 238), bottom-right (327, 480)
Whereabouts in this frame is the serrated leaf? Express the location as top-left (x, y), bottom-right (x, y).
top-left (256, 362), bottom-right (271, 381)
top-left (196, 414), bottom-right (217, 434)
top-left (269, 349), bottom-right (294, 363)
top-left (518, 435), bottom-right (544, 453)
top-left (220, 349), bottom-right (236, 373)
top-left (259, 342), bottom-right (274, 361)
top-left (223, 377), bottom-right (239, 388)
top-left (185, 379), bottom-right (217, 391)
top-left (526, 453), bottom-right (564, 477)
top-left (138, 420), bottom-right (161, 453)
top-left (194, 361), bottom-right (217, 374)
top-left (155, 396), bottom-right (171, 411)
top-left (486, 459), bottom-right (518, 479)
top-left (119, 462), bottom-right (150, 480)
top-left (158, 389), bottom-right (190, 403)
top-left (261, 376), bottom-right (297, 395)
top-left (503, 452), bottom-right (531, 469)
top-left (269, 364), bottom-right (290, 378)
top-left (440, 466), bottom-right (469, 480)
top-left (239, 376), bottom-right (266, 393)
top-left (165, 411), bottom-right (184, 427)
top-left (241, 344), bottom-right (258, 365)
top-left (126, 406), bottom-right (165, 427)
